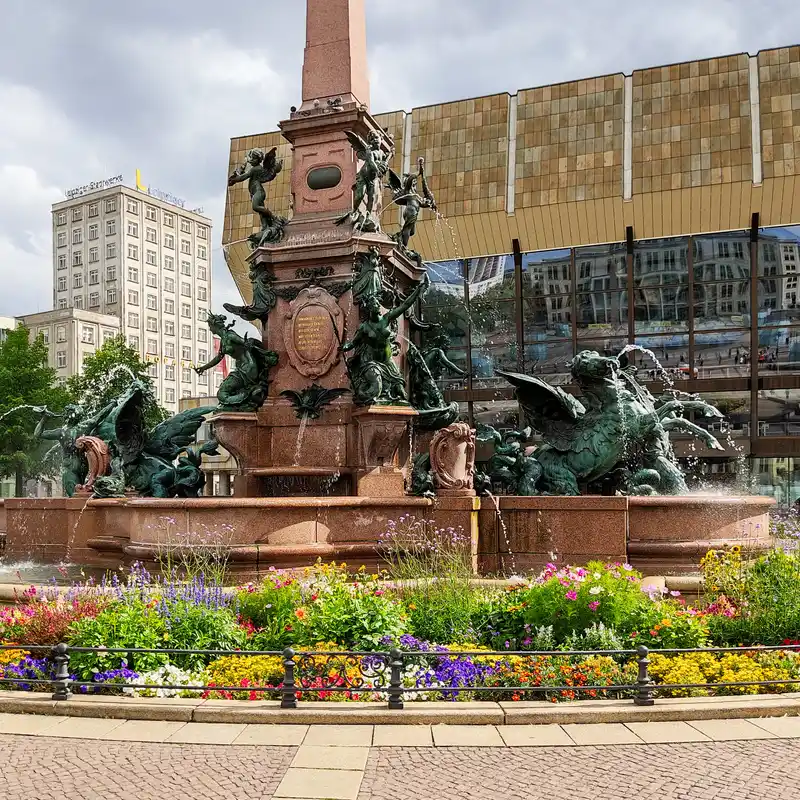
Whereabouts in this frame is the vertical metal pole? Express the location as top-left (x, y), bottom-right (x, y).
top-left (688, 235), bottom-right (695, 386)
top-left (570, 247), bottom-right (578, 358)
top-left (750, 213), bottom-right (760, 457)
top-left (463, 259), bottom-right (474, 427)
top-left (634, 645), bottom-right (655, 706)
top-left (513, 239), bottom-right (524, 373)
top-left (281, 647), bottom-right (298, 709)
top-left (51, 643), bottom-right (71, 701)
top-left (626, 226), bottom-right (636, 349)
top-left (387, 648), bottom-right (404, 710)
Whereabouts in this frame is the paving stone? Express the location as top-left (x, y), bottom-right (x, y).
top-left (165, 722), bottom-right (246, 745)
top-left (562, 723), bottom-right (643, 745)
top-left (292, 745), bottom-right (369, 770)
top-left (687, 718), bottom-right (778, 741)
top-left (275, 767), bottom-right (363, 799)
top-left (749, 716), bottom-right (800, 738)
top-left (431, 725), bottom-right (504, 747)
top-left (233, 724), bottom-right (309, 746)
top-left (43, 717), bottom-right (126, 739)
top-left (498, 724), bottom-right (574, 747)
top-left (371, 726), bottom-right (434, 747)
top-left (302, 725), bottom-right (373, 747)
top-left (0, 713), bottom-right (68, 736)
top-left (102, 720), bottom-right (188, 743)
top-left (625, 721), bottom-right (711, 743)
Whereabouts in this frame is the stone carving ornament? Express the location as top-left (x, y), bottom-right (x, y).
top-left (430, 422), bottom-right (476, 494)
top-left (73, 436), bottom-right (111, 495)
top-left (283, 287), bottom-right (344, 379)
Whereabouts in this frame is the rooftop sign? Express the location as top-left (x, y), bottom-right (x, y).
top-left (65, 175), bottom-right (124, 199)
top-left (136, 169), bottom-right (186, 209)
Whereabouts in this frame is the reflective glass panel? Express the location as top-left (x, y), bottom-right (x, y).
top-left (522, 292), bottom-right (572, 341)
top-left (522, 248), bottom-right (571, 296)
top-left (575, 243), bottom-right (627, 294)
top-left (420, 304), bottom-right (469, 349)
top-left (466, 254), bottom-right (515, 299)
top-left (577, 291), bottom-right (628, 337)
top-left (694, 331), bottom-right (751, 379)
top-left (693, 232), bottom-right (750, 282)
top-left (523, 340), bottom-right (573, 386)
top-left (693, 282), bottom-right (750, 329)
top-left (424, 260), bottom-right (464, 304)
top-left (756, 327), bottom-right (800, 375)
top-left (758, 390), bottom-right (800, 437)
top-left (758, 227), bottom-right (800, 277)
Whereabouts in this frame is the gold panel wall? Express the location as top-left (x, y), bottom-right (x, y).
top-left (516, 76), bottom-right (624, 207)
top-left (758, 46), bottom-right (800, 178)
top-left (632, 54), bottom-right (752, 192)
top-left (409, 95), bottom-right (509, 219)
top-left (374, 110), bottom-right (405, 232)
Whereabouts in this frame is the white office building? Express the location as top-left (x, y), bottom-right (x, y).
top-left (52, 185), bottom-right (218, 413)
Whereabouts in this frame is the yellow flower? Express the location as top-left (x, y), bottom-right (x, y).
top-left (661, 618), bottom-right (672, 627)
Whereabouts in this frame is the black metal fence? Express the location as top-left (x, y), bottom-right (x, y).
top-left (2, 643), bottom-right (800, 710)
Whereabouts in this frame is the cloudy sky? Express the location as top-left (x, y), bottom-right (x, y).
top-left (0, 0), bottom-right (796, 318)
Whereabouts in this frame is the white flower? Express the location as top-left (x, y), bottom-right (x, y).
top-left (593, 572), bottom-right (602, 579)
top-left (622, 563), bottom-right (633, 571)
top-left (589, 586), bottom-right (603, 595)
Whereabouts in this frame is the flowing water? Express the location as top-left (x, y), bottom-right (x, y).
top-left (293, 415), bottom-right (309, 467)
top-left (486, 491), bottom-right (516, 575)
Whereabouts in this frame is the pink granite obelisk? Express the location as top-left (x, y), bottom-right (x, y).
top-left (301, 0), bottom-right (370, 111)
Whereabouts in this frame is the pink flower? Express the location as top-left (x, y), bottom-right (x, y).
top-left (565, 590), bottom-right (578, 601)
top-left (588, 601), bottom-right (600, 611)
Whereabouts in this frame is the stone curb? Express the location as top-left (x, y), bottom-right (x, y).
top-left (1, 691), bottom-right (799, 726)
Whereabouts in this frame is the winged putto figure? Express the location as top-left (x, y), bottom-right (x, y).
top-left (497, 348), bottom-right (725, 496)
top-left (335, 130), bottom-right (392, 233)
top-left (387, 157), bottom-right (437, 260)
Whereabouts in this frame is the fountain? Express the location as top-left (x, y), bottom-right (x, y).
top-left (0, 0), bottom-right (774, 582)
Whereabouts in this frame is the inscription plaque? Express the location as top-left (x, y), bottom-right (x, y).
top-left (283, 286), bottom-right (344, 379)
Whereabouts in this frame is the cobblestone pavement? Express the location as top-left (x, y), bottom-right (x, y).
top-left (358, 741), bottom-right (800, 800)
top-left (0, 735), bottom-right (296, 800)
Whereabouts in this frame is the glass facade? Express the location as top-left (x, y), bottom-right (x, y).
top-left (420, 225), bottom-right (800, 501)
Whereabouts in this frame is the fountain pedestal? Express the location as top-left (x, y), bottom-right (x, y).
top-left (352, 406), bottom-right (417, 496)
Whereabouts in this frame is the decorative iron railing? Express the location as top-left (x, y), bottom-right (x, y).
top-left (2, 643), bottom-right (800, 709)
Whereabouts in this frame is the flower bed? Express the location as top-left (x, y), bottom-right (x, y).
top-left (3, 515), bottom-right (800, 703)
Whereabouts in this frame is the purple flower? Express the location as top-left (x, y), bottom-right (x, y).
top-left (565, 590), bottom-right (577, 601)
top-left (588, 601), bottom-right (600, 611)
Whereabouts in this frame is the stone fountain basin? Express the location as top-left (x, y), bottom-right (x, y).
top-left (0, 494), bottom-right (774, 578)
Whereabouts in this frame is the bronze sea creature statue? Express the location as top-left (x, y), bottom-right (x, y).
top-left (223, 265), bottom-right (278, 326)
top-left (228, 147), bottom-right (287, 248)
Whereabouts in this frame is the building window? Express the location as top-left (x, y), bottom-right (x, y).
top-left (56, 326), bottom-right (66, 343)
top-left (146, 338), bottom-right (157, 354)
top-left (129, 334), bottom-right (139, 349)
top-left (181, 370), bottom-right (192, 385)
top-left (88, 203), bottom-right (99, 218)
top-left (164, 255), bottom-right (174, 271)
top-left (73, 273), bottom-right (83, 289)
top-left (197, 265), bottom-right (207, 280)
top-left (197, 225), bottom-right (208, 240)
top-left (38, 328), bottom-right (49, 344)
top-left (181, 281), bottom-right (191, 297)
top-left (146, 295), bottom-right (158, 310)
top-left (165, 388), bottom-right (176, 403)
top-left (165, 320), bottom-right (175, 336)
top-left (128, 290), bottom-right (139, 305)
top-left (106, 220), bottom-right (116, 236)
top-left (146, 317), bottom-right (158, 332)
top-left (145, 206), bottom-right (157, 221)
top-left (88, 247), bottom-right (99, 263)
top-left (164, 298), bottom-right (175, 314)
top-left (197, 244), bottom-right (207, 259)
top-left (56, 211), bottom-right (67, 226)
top-left (198, 373), bottom-right (208, 386)
top-left (127, 244), bottom-right (139, 260)
top-left (81, 325), bottom-right (94, 344)
top-left (128, 266), bottom-right (139, 282)
top-left (180, 219), bottom-right (192, 234)
top-left (128, 313), bottom-right (139, 328)
top-left (72, 251), bottom-right (83, 267)
top-left (164, 277), bottom-right (175, 292)
top-left (73, 295), bottom-right (84, 309)
top-left (102, 329), bottom-right (115, 343)
top-left (106, 265), bottom-right (117, 281)
top-left (197, 328), bottom-right (207, 342)
top-left (57, 276), bottom-right (67, 292)
top-left (148, 363), bottom-right (158, 378)
top-left (106, 289), bottom-right (117, 304)
top-left (164, 212), bottom-right (174, 228)
top-left (198, 286), bottom-right (207, 301)
top-left (57, 298), bottom-right (67, 310)
top-left (181, 303), bottom-right (191, 318)
top-left (56, 351), bottom-right (67, 368)
top-left (72, 207), bottom-right (83, 222)
top-left (57, 232), bottom-right (67, 247)
top-left (145, 227), bottom-right (157, 243)
top-left (181, 324), bottom-right (191, 339)
top-left (181, 346), bottom-right (192, 360)
top-left (180, 261), bottom-right (191, 276)
top-left (106, 242), bottom-right (117, 259)
top-left (145, 272), bottom-right (157, 288)
top-left (164, 233), bottom-right (175, 249)
top-left (197, 308), bottom-right (207, 322)
top-left (165, 365), bottom-right (175, 380)
top-left (126, 199), bottom-right (138, 214)
top-left (127, 221), bottom-right (139, 237)
top-left (89, 292), bottom-right (100, 307)
top-left (88, 224), bottom-right (99, 240)
top-left (180, 240), bottom-right (191, 255)
top-left (105, 198), bottom-right (117, 213)
top-left (146, 250), bottom-right (157, 266)
top-left (57, 254), bottom-right (67, 270)
top-left (198, 349), bottom-right (208, 362)
top-left (88, 269), bottom-right (99, 285)
top-left (71, 229), bottom-right (82, 245)
top-left (165, 342), bottom-right (175, 358)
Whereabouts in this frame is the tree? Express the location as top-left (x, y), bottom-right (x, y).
top-left (0, 326), bottom-right (70, 495)
top-left (66, 335), bottom-right (168, 430)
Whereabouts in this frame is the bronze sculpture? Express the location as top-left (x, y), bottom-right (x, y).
top-left (387, 157), bottom-right (437, 262)
top-left (335, 130), bottom-right (391, 233)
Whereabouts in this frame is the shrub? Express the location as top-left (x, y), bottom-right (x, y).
top-left (11, 597), bottom-right (107, 646)
top-left (470, 586), bottom-right (530, 650)
top-left (623, 603), bottom-right (710, 649)
top-left (127, 664), bottom-right (205, 698)
top-left (0, 655), bottom-right (65, 692)
top-left (563, 623), bottom-right (626, 653)
top-left (160, 602), bottom-right (246, 670)
top-left (237, 573), bottom-right (302, 652)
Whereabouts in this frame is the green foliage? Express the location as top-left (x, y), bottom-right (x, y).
top-left (237, 577), bottom-right (302, 652)
top-left (67, 601), bottom-right (168, 680)
top-left (563, 623), bottom-right (626, 653)
top-left (66, 334), bottom-right (167, 429)
top-left (0, 325), bottom-right (70, 491)
top-left (621, 603), bottom-right (710, 649)
top-left (163, 602), bottom-right (246, 670)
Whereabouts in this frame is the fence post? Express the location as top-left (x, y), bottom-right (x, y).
top-left (281, 647), bottom-right (298, 709)
top-left (634, 645), bottom-right (655, 706)
top-left (51, 643), bottom-right (72, 701)
top-left (387, 648), bottom-right (404, 710)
